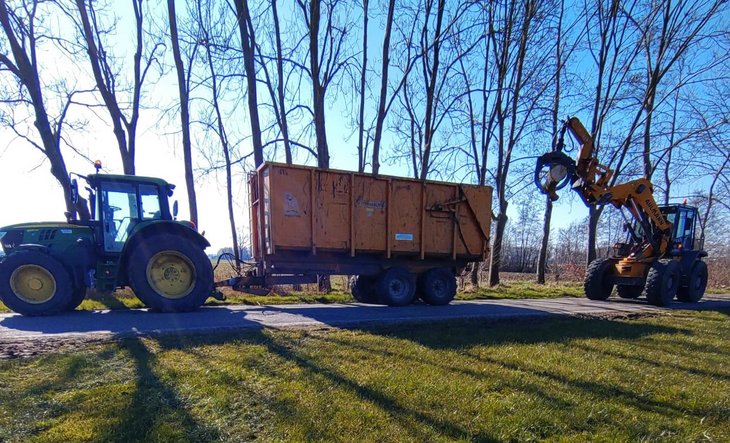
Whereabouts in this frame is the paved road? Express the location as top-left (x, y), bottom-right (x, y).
top-left (1, 295), bottom-right (729, 343)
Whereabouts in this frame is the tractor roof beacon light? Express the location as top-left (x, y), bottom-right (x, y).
top-left (94, 160), bottom-right (102, 173)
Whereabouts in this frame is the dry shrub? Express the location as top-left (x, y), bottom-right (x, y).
top-left (706, 257), bottom-right (730, 289)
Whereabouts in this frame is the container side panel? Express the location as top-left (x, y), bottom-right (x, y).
top-left (390, 180), bottom-right (422, 253)
top-left (353, 176), bottom-right (387, 252)
top-left (423, 183), bottom-right (458, 255)
top-left (459, 185), bottom-right (493, 258)
top-left (314, 171), bottom-right (351, 250)
top-left (269, 165), bottom-right (312, 250)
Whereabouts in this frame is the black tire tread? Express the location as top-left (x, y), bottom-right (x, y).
top-left (0, 250), bottom-right (73, 316)
top-left (584, 258), bottom-right (614, 301)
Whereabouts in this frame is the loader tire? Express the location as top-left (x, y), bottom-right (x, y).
top-left (128, 234), bottom-right (213, 312)
top-left (616, 285), bottom-right (642, 299)
top-left (677, 261), bottom-right (707, 303)
top-left (351, 275), bottom-right (377, 303)
top-left (375, 267), bottom-right (416, 306)
top-left (584, 258), bottom-right (614, 300)
top-left (644, 260), bottom-right (680, 306)
top-left (418, 268), bottom-right (457, 306)
top-left (0, 250), bottom-right (72, 316)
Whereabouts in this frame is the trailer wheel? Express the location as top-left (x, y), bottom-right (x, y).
top-left (350, 275), bottom-right (377, 303)
top-left (0, 250), bottom-right (73, 316)
top-left (677, 261), bottom-right (707, 303)
top-left (644, 260), bottom-right (680, 306)
top-left (584, 258), bottom-right (614, 300)
top-left (616, 285), bottom-right (642, 299)
top-left (128, 234), bottom-right (213, 312)
top-left (418, 268), bottom-right (456, 305)
top-left (375, 267), bottom-right (416, 306)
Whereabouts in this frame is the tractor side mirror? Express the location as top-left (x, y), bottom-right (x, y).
top-left (172, 200), bottom-right (178, 219)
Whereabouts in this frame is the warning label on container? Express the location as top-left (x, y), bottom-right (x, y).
top-left (283, 192), bottom-right (300, 217)
top-left (395, 232), bottom-right (414, 241)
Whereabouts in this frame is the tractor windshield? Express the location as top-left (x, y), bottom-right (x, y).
top-left (100, 182), bottom-right (138, 252)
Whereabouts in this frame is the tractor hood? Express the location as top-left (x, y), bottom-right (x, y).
top-left (0, 222), bottom-right (93, 254)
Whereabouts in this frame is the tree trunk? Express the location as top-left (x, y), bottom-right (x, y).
top-left (357, 0), bottom-right (368, 172)
top-left (488, 208), bottom-right (508, 286)
top-left (167, 0), bottom-right (198, 225)
top-left (536, 197), bottom-right (552, 284)
top-left (234, 0), bottom-right (264, 167)
top-left (271, 0), bottom-right (292, 164)
top-left (371, 0), bottom-right (395, 175)
top-left (309, 0), bottom-right (329, 168)
top-left (419, 0), bottom-right (446, 181)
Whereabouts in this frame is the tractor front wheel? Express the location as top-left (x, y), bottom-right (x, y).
top-left (127, 234), bottom-right (213, 312)
top-left (0, 250), bottom-right (73, 316)
top-left (584, 258), bottom-right (614, 300)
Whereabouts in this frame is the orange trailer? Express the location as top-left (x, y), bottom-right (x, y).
top-left (229, 163), bottom-right (493, 306)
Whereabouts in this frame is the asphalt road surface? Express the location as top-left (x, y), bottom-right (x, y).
top-left (1, 295), bottom-right (729, 344)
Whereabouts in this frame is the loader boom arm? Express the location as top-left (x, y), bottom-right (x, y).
top-left (536, 117), bottom-right (672, 258)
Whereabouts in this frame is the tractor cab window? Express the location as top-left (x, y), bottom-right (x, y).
top-left (661, 206), bottom-right (696, 251)
top-left (140, 185), bottom-right (162, 220)
top-left (99, 182), bottom-right (138, 252)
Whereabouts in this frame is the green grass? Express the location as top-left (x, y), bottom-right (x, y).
top-left (1, 309), bottom-right (729, 442)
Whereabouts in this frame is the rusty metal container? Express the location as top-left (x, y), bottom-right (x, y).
top-left (247, 163), bottom-right (492, 281)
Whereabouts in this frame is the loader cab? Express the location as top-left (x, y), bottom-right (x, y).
top-left (660, 204), bottom-right (699, 254)
top-left (87, 175), bottom-right (175, 253)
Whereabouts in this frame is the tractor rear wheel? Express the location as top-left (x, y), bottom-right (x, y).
top-left (644, 260), bottom-right (680, 306)
top-left (350, 275), bottom-right (377, 303)
top-left (128, 234), bottom-right (213, 312)
top-left (584, 258), bottom-right (614, 300)
top-left (0, 250), bottom-right (73, 316)
top-left (375, 267), bottom-right (416, 306)
top-left (677, 261), bottom-right (707, 303)
top-left (616, 285), bottom-right (642, 299)
top-left (418, 268), bottom-right (457, 305)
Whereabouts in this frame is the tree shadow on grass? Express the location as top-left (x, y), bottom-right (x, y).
top-left (98, 336), bottom-right (220, 443)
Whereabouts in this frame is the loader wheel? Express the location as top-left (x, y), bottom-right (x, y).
top-left (128, 234), bottom-right (213, 312)
top-left (0, 250), bottom-right (72, 316)
top-left (375, 267), bottom-right (416, 306)
top-left (351, 275), bottom-right (377, 303)
top-left (418, 268), bottom-right (457, 305)
top-left (643, 260), bottom-right (680, 306)
top-left (677, 261), bottom-right (707, 303)
top-left (616, 285), bottom-right (642, 299)
top-left (584, 258), bottom-right (614, 300)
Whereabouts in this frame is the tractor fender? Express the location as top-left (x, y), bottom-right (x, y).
top-left (117, 221), bottom-right (210, 284)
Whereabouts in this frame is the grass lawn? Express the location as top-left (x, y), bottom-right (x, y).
top-left (1, 309), bottom-right (728, 442)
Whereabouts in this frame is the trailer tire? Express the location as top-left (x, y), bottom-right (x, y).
top-left (677, 261), bottom-right (707, 303)
top-left (375, 267), bottom-right (416, 307)
top-left (616, 285), bottom-right (642, 299)
top-left (644, 260), bottom-right (680, 306)
top-left (418, 268), bottom-right (456, 305)
top-left (351, 275), bottom-right (377, 303)
top-left (128, 234), bottom-right (213, 312)
top-left (584, 258), bottom-right (614, 300)
top-left (0, 250), bottom-right (73, 316)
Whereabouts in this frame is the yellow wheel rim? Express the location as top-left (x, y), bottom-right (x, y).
top-left (145, 251), bottom-right (196, 299)
top-left (10, 265), bottom-right (57, 304)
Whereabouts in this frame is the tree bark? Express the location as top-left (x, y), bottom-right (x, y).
top-left (234, 0), bottom-right (264, 167)
top-left (309, 0), bottom-right (329, 168)
top-left (371, 0), bottom-right (395, 175)
top-left (167, 0), bottom-right (198, 225)
top-left (356, 0), bottom-right (368, 172)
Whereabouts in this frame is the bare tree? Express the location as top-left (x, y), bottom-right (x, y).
top-left (370, 0), bottom-right (395, 174)
top-left (356, 0), bottom-right (368, 172)
top-left (167, 0), bottom-right (199, 225)
top-left (0, 0), bottom-right (76, 213)
top-left (233, 0), bottom-right (264, 168)
top-left (73, 0), bottom-right (163, 175)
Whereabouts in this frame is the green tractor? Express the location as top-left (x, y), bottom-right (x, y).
top-left (0, 164), bottom-right (214, 316)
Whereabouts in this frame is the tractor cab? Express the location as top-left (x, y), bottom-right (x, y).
top-left (83, 174), bottom-right (176, 253)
